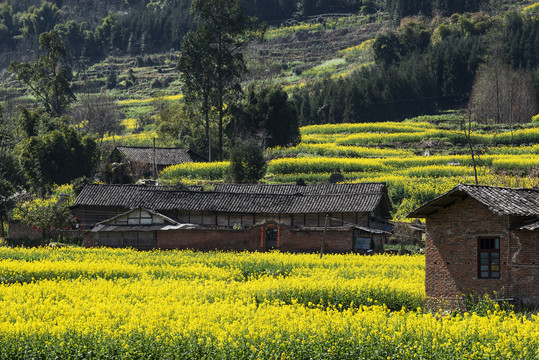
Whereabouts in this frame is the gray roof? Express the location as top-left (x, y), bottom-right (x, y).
top-left (73, 183), bottom-right (391, 217)
top-left (408, 184), bottom-right (539, 218)
top-left (115, 146), bottom-right (203, 165)
top-left (72, 184), bottom-right (167, 208)
top-left (213, 183), bottom-right (387, 195)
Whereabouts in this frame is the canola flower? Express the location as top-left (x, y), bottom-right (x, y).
top-left (0, 248), bottom-right (537, 359)
top-left (338, 39), bottom-right (375, 56)
top-left (120, 118), bottom-right (138, 131)
top-left (266, 143), bottom-right (414, 158)
top-left (300, 121), bottom-right (435, 135)
top-left (160, 161), bottom-right (230, 180)
top-left (101, 130), bottom-right (158, 146)
top-left (117, 94), bottom-right (184, 105)
top-left (160, 121), bottom-right (539, 220)
top-left (265, 22), bottom-right (324, 40)
top-left (522, 2), bottom-right (539, 14)
top-left (51, 183), bottom-right (74, 197)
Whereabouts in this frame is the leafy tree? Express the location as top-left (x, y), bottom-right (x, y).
top-left (228, 85), bottom-right (300, 148)
top-left (179, 0), bottom-right (265, 161)
top-left (0, 104), bottom-right (16, 154)
top-left (20, 1), bottom-right (61, 37)
top-left (227, 140), bottom-right (267, 183)
top-left (0, 2), bottom-right (20, 49)
top-left (9, 30), bottom-right (76, 117)
top-left (0, 179), bottom-right (16, 239)
top-left (156, 103), bottom-right (218, 158)
top-left (178, 26), bottom-right (218, 161)
top-left (18, 127), bottom-right (97, 195)
top-left (12, 196), bottom-right (75, 242)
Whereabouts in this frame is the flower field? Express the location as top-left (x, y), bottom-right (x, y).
top-left (0, 247), bottom-right (538, 359)
top-left (160, 118), bottom-right (539, 218)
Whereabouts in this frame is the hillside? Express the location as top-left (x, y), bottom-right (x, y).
top-left (157, 115), bottom-right (539, 218)
top-left (1, 1), bottom-right (538, 227)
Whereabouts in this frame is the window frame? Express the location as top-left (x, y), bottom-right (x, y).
top-left (477, 237), bottom-right (500, 279)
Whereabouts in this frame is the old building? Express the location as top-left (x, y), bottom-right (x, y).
top-left (73, 183), bottom-right (393, 252)
top-left (408, 184), bottom-right (539, 307)
top-left (110, 146), bottom-right (207, 179)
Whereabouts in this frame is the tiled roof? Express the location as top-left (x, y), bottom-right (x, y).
top-left (115, 146), bottom-right (203, 165)
top-left (408, 184), bottom-right (539, 218)
top-left (213, 183), bottom-right (386, 195)
top-left (72, 184), bottom-right (166, 208)
top-left (73, 183), bottom-right (391, 216)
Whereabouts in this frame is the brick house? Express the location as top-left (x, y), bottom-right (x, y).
top-left (408, 184), bottom-right (539, 307)
top-left (73, 183), bottom-right (393, 252)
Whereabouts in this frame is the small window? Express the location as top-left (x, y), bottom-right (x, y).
top-left (478, 237), bottom-right (500, 279)
top-left (354, 237), bottom-right (372, 251)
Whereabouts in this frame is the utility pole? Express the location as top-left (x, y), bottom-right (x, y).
top-left (153, 137), bottom-right (157, 180)
top-left (320, 214), bottom-right (329, 258)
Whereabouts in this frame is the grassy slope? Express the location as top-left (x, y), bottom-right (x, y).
top-left (2, 6), bottom-right (538, 219)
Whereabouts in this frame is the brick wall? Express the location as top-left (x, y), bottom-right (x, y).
top-left (157, 224), bottom-right (354, 252)
top-left (425, 196), bottom-right (539, 306)
top-left (157, 227), bottom-right (261, 251)
top-left (85, 222), bottom-right (356, 253)
top-left (280, 225), bottom-right (353, 252)
top-left (7, 221), bottom-right (43, 241)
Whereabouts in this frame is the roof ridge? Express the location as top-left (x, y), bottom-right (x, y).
top-left (458, 183), bottom-right (539, 191)
top-left (117, 146), bottom-right (188, 150)
top-left (138, 189), bottom-right (384, 196)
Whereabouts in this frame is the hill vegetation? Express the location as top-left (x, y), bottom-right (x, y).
top-left (1, 0), bottom-right (539, 232)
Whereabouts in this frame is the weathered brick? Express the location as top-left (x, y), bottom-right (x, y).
top-left (424, 196), bottom-right (539, 307)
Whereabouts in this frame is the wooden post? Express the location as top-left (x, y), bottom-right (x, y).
top-left (320, 214), bottom-right (329, 258)
top-left (153, 138), bottom-right (157, 180)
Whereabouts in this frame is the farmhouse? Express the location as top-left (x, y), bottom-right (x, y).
top-left (110, 146), bottom-right (207, 179)
top-left (408, 184), bottom-right (539, 307)
top-left (72, 182), bottom-right (393, 252)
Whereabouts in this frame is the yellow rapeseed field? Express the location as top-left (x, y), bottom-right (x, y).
top-left (0, 248), bottom-right (537, 359)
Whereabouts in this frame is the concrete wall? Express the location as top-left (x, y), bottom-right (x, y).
top-left (425, 196), bottom-right (539, 306)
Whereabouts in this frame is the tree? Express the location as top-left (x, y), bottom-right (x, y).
top-left (178, 26), bottom-right (218, 161)
top-left (469, 57), bottom-right (538, 125)
top-left (9, 30), bottom-right (76, 117)
top-left (69, 93), bottom-right (123, 142)
top-left (0, 179), bottom-right (16, 239)
top-left (18, 127), bottom-right (97, 195)
top-left (12, 195), bottom-right (75, 242)
top-left (227, 140), bottom-right (267, 183)
top-left (156, 103), bottom-right (218, 157)
top-left (228, 85), bottom-right (300, 148)
top-left (179, 0), bottom-right (265, 160)
top-left (0, 104), bottom-right (16, 156)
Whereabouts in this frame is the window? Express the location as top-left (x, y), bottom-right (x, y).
top-left (353, 236), bottom-right (372, 251)
top-left (478, 237), bottom-right (500, 279)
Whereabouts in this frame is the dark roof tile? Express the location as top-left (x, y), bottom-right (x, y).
top-left (116, 146), bottom-right (205, 165)
top-left (74, 183), bottom-right (391, 217)
top-left (213, 183), bottom-right (386, 195)
top-left (408, 184), bottom-right (539, 218)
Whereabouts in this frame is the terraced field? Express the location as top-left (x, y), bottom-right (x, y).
top-left (159, 117), bottom-right (539, 218)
